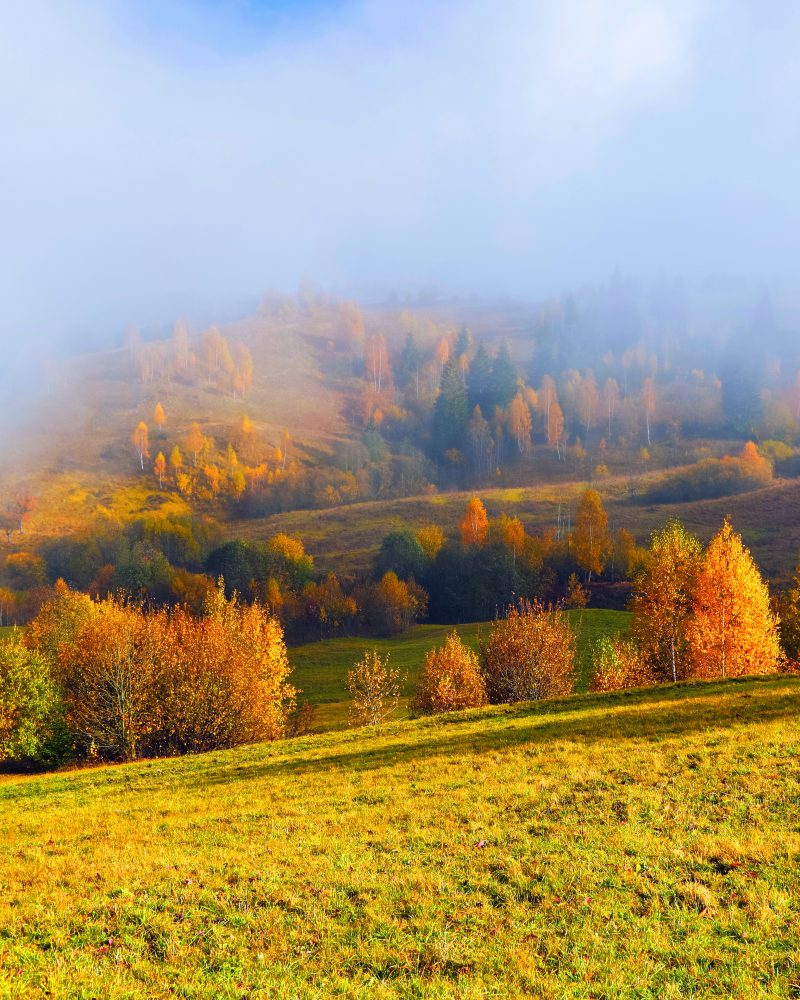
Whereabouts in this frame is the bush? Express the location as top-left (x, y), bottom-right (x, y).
top-left (0, 632), bottom-right (70, 768)
top-left (480, 600), bottom-right (576, 704)
top-left (347, 650), bottom-right (401, 726)
top-left (588, 636), bottom-right (653, 693)
top-left (410, 631), bottom-right (487, 716)
top-left (40, 583), bottom-right (295, 762)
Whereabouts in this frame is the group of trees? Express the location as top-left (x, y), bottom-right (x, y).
top-left (591, 518), bottom-right (782, 690)
top-left (0, 582), bottom-right (294, 768)
top-left (126, 322), bottom-right (254, 399)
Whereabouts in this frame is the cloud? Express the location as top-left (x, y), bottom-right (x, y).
top-left (0, 0), bottom-right (797, 369)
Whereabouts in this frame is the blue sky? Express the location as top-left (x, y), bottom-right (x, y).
top-left (1, 0), bottom-right (799, 354)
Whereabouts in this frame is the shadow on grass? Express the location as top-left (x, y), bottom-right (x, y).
top-left (2, 676), bottom-right (797, 804)
top-left (193, 675), bottom-right (800, 788)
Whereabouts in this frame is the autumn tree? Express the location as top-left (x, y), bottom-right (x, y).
top-left (347, 650), bottom-right (401, 726)
top-left (410, 631), bottom-right (487, 715)
top-left (480, 599), bottom-right (575, 703)
top-left (642, 376), bottom-right (656, 446)
top-left (131, 422), bottom-right (150, 471)
top-left (685, 519), bottom-right (781, 679)
top-left (507, 392), bottom-right (532, 453)
top-left (365, 333), bottom-right (391, 394)
top-left (153, 402), bottom-right (166, 432)
top-left (173, 318), bottom-right (190, 371)
top-left (589, 636), bottom-right (652, 693)
top-left (547, 400), bottom-right (565, 458)
top-left (572, 489), bottom-right (611, 581)
top-left (577, 371), bottom-right (599, 435)
top-left (602, 377), bottom-right (620, 437)
top-left (185, 423), bottom-right (206, 467)
top-left (496, 513), bottom-right (525, 567)
top-left (630, 519), bottom-right (702, 682)
top-left (153, 452), bottom-right (167, 488)
top-left (416, 524), bottom-right (445, 561)
top-left (460, 497), bottom-right (489, 546)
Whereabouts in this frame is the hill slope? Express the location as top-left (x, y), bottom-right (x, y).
top-left (1, 676), bottom-right (798, 997)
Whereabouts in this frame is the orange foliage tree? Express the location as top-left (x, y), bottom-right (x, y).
top-left (589, 636), bottom-right (653, 693)
top-left (411, 631), bottom-right (487, 716)
top-left (153, 402), bottom-right (166, 431)
top-left (460, 497), bottom-right (489, 546)
top-left (685, 519), bottom-right (781, 679)
top-left (480, 599), bottom-right (576, 704)
top-left (573, 489), bottom-right (611, 582)
top-left (630, 519), bottom-right (702, 682)
top-left (153, 452), bottom-right (167, 488)
top-left (506, 393), bottom-right (532, 453)
top-left (416, 524), bottom-right (445, 561)
top-left (131, 421), bottom-right (150, 471)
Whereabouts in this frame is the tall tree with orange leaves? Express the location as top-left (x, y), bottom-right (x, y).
top-left (153, 452), bottom-right (167, 488)
top-left (685, 518), bottom-right (781, 679)
top-left (460, 497), bottom-right (489, 547)
top-left (573, 489), bottom-right (611, 582)
top-left (153, 402), bottom-right (166, 432)
top-left (630, 519), bottom-right (702, 683)
top-left (131, 422), bottom-right (150, 471)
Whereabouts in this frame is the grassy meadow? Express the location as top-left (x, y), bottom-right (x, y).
top-left (289, 609), bottom-right (630, 731)
top-left (0, 675), bottom-right (798, 997)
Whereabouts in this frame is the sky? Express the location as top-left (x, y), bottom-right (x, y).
top-left (1, 0), bottom-right (800, 364)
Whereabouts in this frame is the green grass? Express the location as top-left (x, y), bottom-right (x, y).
top-left (289, 609), bottom-right (630, 731)
top-left (1, 675), bottom-right (798, 997)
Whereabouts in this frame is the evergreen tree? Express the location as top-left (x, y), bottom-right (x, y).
top-left (396, 331), bottom-right (421, 392)
top-left (489, 341), bottom-right (518, 409)
top-left (432, 358), bottom-right (469, 457)
top-left (467, 343), bottom-right (493, 413)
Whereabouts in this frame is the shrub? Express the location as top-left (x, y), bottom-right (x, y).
top-left (26, 581), bottom-right (97, 663)
top-left (480, 600), bottom-right (576, 704)
top-left (410, 631), bottom-right (487, 716)
top-left (160, 587), bottom-right (295, 754)
top-left (347, 650), bottom-right (401, 726)
top-left (56, 598), bottom-right (167, 761)
top-left (364, 572), bottom-right (428, 636)
top-left (0, 632), bottom-right (69, 768)
top-left (588, 636), bottom-right (653, 693)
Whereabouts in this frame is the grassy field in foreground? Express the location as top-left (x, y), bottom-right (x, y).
top-left (289, 609), bottom-right (630, 731)
top-left (0, 676), bottom-right (798, 997)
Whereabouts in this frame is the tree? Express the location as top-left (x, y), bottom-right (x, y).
top-left (630, 519), bottom-right (702, 682)
top-left (185, 423), bottom-right (206, 467)
top-left (367, 572), bottom-right (428, 635)
top-left (506, 392), bottom-right (532, 454)
top-left (496, 513), bottom-right (525, 568)
top-left (538, 374), bottom-right (558, 432)
top-left (173, 318), bottom-right (190, 370)
top-left (577, 371), bottom-right (599, 436)
top-left (489, 341), bottom-right (518, 409)
top-left (365, 333), bottom-right (391, 394)
top-left (169, 445), bottom-right (184, 478)
top-left (547, 401), bottom-right (565, 458)
top-left (589, 636), bottom-right (652, 693)
top-left (410, 632), bottom-right (487, 716)
top-left (153, 402), bottom-right (166, 432)
top-left (642, 377), bottom-right (656, 446)
top-left (686, 519), bottom-right (781, 679)
top-left (0, 633), bottom-right (65, 766)
top-left (131, 422), bottom-right (150, 471)
top-left (572, 489), bottom-right (611, 581)
top-left (347, 650), bottom-right (401, 726)
top-left (375, 531), bottom-right (427, 581)
top-left (480, 599), bottom-right (575, 704)
top-left (432, 358), bottom-right (469, 457)
top-left (466, 405), bottom-right (493, 476)
top-left (153, 452), bottom-right (167, 488)
top-left (460, 497), bottom-right (489, 546)
top-left (416, 525), bottom-right (445, 561)
top-left (467, 343), bottom-right (493, 413)
top-left (396, 331), bottom-right (421, 394)
top-left (602, 378), bottom-right (620, 438)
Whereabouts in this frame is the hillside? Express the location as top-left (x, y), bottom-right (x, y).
top-left (289, 609), bottom-right (630, 730)
top-left (1, 676), bottom-right (798, 997)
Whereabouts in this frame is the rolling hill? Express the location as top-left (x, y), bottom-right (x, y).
top-left (1, 675), bottom-right (798, 997)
